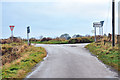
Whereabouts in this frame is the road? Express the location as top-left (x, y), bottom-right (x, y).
top-left (26, 43), bottom-right (118, 78)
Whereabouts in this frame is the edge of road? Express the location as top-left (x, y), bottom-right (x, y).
top-left (25, 44), bottom-right (49, 79)
top-left (84, 45), bottom-right (119, 78)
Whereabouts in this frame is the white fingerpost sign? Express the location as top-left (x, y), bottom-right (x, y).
top-left (93, 22), bottom-right (102, 27)
top-left (93, 22), bottom-right (102, 42)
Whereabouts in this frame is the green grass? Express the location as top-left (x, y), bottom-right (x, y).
top-left (1, 45), bottom-right (47, 78)
top-left (85, 42), bottom-right (120, 71)
top-left (31, 40), bottom-right (69, 44)
top-left (31, 37), bottom-right (94, 44)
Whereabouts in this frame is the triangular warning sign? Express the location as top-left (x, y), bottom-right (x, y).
top-left (9, 26), bottom-right (15, 31)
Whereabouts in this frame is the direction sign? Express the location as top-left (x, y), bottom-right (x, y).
top-left (9, 26), bottom-right (15, 31)
top-left (93, 22), bottom-right (102, 27)
top-left (100, 21), bottom-right (104, 26)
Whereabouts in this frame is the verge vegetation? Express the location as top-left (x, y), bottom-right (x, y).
top-left (0, 42), bottom-right (47, 78)
top-left (31, 37), bottom-right (94, 44)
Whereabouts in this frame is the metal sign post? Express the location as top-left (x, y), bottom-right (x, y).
top-left (9, 25), bottom-right (15, 42)
top-left (27, 26), bottom-right (30, 46)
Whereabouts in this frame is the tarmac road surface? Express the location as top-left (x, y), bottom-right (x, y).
top-left (26, 43), bottom-right (118, 78)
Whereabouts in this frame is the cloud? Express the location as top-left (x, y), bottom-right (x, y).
top-left (1, 0), bottom-right (119, 3)
top-left (1, 0), bottom-right (120, 38)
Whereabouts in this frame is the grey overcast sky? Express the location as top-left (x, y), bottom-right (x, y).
top-left (1, 0), bottom-right (120, 39)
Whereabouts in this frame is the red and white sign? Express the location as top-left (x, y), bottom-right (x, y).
top-left (9, 25), bottom-right (15, 31)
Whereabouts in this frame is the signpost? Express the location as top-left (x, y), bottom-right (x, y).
top-left (93, 22), bottom-right (102, 42)
top-left (9, 25), bottom-right (15, 42)
top-left (27, 26), bottom-right (30, 46)
top-left (93, 21), bottom-right (104, 42)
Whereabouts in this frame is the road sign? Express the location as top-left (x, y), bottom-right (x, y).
top-left (100, 21), bottom-right (104, 26)
top-left (93, 22), bottom-right (102, 27)
top-left (9, 25), bottom-right (15, 42)
top-left (27, 26), bottom-right (30, 33)
top-left (9, 26), bottom-right (15, 31)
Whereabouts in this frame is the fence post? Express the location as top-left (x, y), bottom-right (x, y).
top-left (117, 35), bottom-right (120, 44)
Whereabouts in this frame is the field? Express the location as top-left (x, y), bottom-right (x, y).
top-left (31, 37), bottom-right (94, 44)
top-left (85, 41), bottom-right (120, 71)
top-left (0, 43), bottom-right (47, 79)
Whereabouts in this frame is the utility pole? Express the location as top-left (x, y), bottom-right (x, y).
top-left (112, 0), bottom-right (115, 47)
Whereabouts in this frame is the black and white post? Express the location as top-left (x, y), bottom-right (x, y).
top-left (112, 0), bottom-right (115, 47)
top-left (95, 26), bottom-right (96, 42)
top-left (11, 30), bottom-right (13, 41)
top-left (27, 26), bottom-right (30, 46)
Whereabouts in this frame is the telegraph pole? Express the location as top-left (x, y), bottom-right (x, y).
top-left (112, 0), bottom-right (115, 47)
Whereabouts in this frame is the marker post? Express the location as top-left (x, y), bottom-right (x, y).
top-left (27, 26), bottom-right (30, 46)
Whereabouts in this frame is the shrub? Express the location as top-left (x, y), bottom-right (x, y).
top-left (68, 38), bottom-right (80, 43)
top-left (41, 37), bottom-right (52, 42)
top-left (81, 37), bottom-right (91, 43)
top-left (0, 37), bottom-right (22, 44)
top-left (68, 37), bottom-right (94, 44)
top-left (52, 37), bottom-right (66, 41)
top-left (1, 43), bottom-right (28, 65)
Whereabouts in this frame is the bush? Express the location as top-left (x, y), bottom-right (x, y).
top-left (29, 38), bottom-right (38, 42)
top-left (1, 43), bottom-right (28, 65)
top-left (68, 37), bottom-right (94, 44)
top-left (41, 37), bottom-right (52, 42)
top-left (52, 37), bottom-right (66, 41)
top-left (68, 38), bottom-right (80, 43)
top-left (0, 37), bottom-right (22, 44)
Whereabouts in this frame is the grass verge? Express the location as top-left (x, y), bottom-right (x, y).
top-left (85, 42), bottom-right (120, 71)
top-left (31, 37), bottom-right (94, 44)
top-left (31, 40), bottom-right (69, 44)
top-left (1, 45), bottom-right (47, 78)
